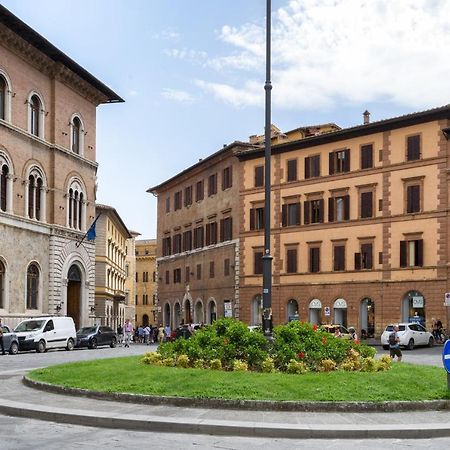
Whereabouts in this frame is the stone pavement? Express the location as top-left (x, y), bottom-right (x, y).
top-left (1, 367), bottom-right (450, 439)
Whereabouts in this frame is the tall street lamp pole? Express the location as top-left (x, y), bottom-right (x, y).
top-left (262, 0), bottom-right (273, 338)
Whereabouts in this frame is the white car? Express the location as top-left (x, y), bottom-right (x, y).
top-left (381, 323), bottom-right (434, 350)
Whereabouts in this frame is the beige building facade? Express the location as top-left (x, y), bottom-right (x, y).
top-left (135, 239), bottom-right (157, 327)
top-left (94, 204), bottom-right (133, 330)
top-left (0, 6), bottom-right (122, 329)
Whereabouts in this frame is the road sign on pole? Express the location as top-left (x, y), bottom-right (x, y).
top-left (442, 340), bottom-right (450, 390)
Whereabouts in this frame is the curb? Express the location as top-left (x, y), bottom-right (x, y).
top-left (23, 376), bottom-right (450, 413)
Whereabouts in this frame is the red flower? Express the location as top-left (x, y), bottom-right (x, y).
top-left (313, 325), bottom-right (318, 331)
top-left (297, 352), bottom-right (305, 359)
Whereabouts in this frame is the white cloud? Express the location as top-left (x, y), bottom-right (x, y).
top-left (164, 48), bottom-right (208, 63)
top-left (161, 88), bottom-right (195, 104)
top-left (195, 0), bottom-right (450, 110)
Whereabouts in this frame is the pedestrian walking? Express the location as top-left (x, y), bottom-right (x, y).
top-left (144, 325), bottom-right (151, 344)
top-left (157, 323), bottom-right (165, 344)
top-left (123, 319), bottom-right (133, 348)
top-left (389, 325), bottom-right (402, 362)
top-left (117, 324), bottom-right (123, 346)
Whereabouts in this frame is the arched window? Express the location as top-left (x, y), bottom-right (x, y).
top-left (0, 260), bottom-right (5, 309)
top-left (30, 95), bottom-right (41, 137)
top-left (27, 168), bottom-right (46, 221)
top-left (0, 76), bottom-right (6, 120)
top-left (72, 116), bottom-right (82, 154)
top-left (26, 263), bottom-right (39, 310)
top-left (67, 180), bottom-right (85, 231)
top-left (0, 164), bottom-right (8, 212)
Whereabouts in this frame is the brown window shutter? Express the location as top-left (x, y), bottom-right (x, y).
top-left (364, 244), bottom-right (373, 269)
top-left (400, 241), bottom-right (407, 267)
top-left (354, 252), bottom-right (361, 270)
top-left (328, 197), bottom-right (334, 222)
top-left (305, 157), bottom-right (310, 179)
top-left (220, 219), bottom-right (224, 242)
top-left (416, 239), bottom-right (423, 267)
top-left (229, 167), bottom-right (233, 187)
top-left (282, 204), bottom-right (287, 227)
top-left (344, 195), bottom-right (350, 220)
top-left (361, 192), bottom-right (373, 218)
top-left (329, 152), bottom-right (335, 175)
top-left (407, 135), bottom-right (420, 161)
top-left (250, 208), bottom-right (255, 230)
top-left (304, 201), bottom-right (310, 224)
top-left (205, 224), bottom-right (211, 245)
top-left (318, 199), bottom-right (324, 223)
top-left (295, 202), bottom-right (301, 225)
top-left (344, 149), bottom-right (351, 172)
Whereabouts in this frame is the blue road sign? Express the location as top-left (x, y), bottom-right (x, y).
top-left (443, 340), bottom-right (450, 374)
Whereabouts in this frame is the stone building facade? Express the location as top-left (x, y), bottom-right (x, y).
top-left (93, 204), bottom-right (132, 330)
top-left (135, 239), bottom-right (157, 327)
top-left (0, 6), bottom-right (122, 329)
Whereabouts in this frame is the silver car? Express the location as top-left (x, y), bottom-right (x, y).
top-left (1, 325), bottom-right (19, 355)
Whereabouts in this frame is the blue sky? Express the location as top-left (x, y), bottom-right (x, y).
top-left (3, 0), bottom-right (450, 238)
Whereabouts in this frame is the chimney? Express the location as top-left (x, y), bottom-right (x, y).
top-left (363, 110), bottom-right (370, 125)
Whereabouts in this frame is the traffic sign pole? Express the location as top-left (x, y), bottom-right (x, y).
top-left (442, 340), bottom-right (450, 390)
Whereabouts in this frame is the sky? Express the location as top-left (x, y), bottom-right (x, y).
top-left (3, 0), bottom-right (450, 238)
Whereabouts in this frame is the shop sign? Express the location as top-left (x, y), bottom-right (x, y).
top-left (324, 307), bottom-right (331, 316)
top-left (224, 301), bottom-right (232, 318)
top-left (445, 293), bottom-right (450, 306)
top-left (412, 296), bottom-right (424, 308)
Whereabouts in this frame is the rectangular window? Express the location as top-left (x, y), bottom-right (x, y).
top-left (172, 233), bottom-right (182, 254)
top-left (173, 268), bottom-right (181, 283)
top-left (185, 266), bottom-right (190, 283)
top-left (196, 180), bottom-right (204, 201)
top-left (355, 243), bottom-right (373, 270)
top-left (135, 295), bottom-right (138, 305)
top-left (205, 222), bottom-right (218, 246)
top-left (333, 245), bottom-right (346, 271)
top-left (174, 191), bottom-right (182, 210)
top-left (209, 261), bottom-right (215, 278)
top-left (304, 199), bottom-right (324, 224)
top-left (407, 135), bottom-right (421, 161)
top-left (305, 155), bottom-right (320, 179)
top-left (193, 226), bottom-right (204, 248)
top-left (222, 166), bottom-right (233, 190)
top-left (360, 191), bottom-right (373, 218)
top-left (309, 247), bottom-right (320, 273)
top-left (254, 250), bottom-right (263, 275)
top-left (208, 173), bottom-right (217, 196)
top-left (153, 271), bottom-right (156, 282)
top-left (287, 159), bottom-right (297, 182)
top-left (135, 272), bottom-right (138, 282)
top-left (254, 165), bottom-right (264, 187)
top-left (328, 195), bottom-right (350, 222)
top-left (329, 149), bottom-right (350, 174)
top-left (282, 202), bottom-right (301, 227)
top-left (165, 270), bottom-right (169, 284)
top-left (162, 236), bottom-right (172, 256)
top-left (224, 258), bottom-right (230, 276)
top-left (361, 144), bottom-right (373, 169)
top-left (165, 197), bottom-right (170, 213)
top-left (196, 263), bottom-right (202, 280)
top-left (406, 185), bottom-right (421, 213)
top-left (220, 217), bottom-right (233, 241)
top-left (400, 239), bottom-right (423, 267)
top-left (286, 248), bottom-right (297, 273)
top-left (250, 207), bottom-right (265, 230)
top-left (183, 230), bottom-right (192, 252)
top-left (184, 185), bottom-right (192, 207)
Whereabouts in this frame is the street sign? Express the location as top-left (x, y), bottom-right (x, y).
top-left (445, 293), bottom-right (450, 306)
top-left (443, 340), bottom-right (450, 374)
top-left (324, 306), bottom-right (331, 316)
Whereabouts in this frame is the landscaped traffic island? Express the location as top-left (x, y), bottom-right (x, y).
top-left (27, 320), bottom-right (450, 402)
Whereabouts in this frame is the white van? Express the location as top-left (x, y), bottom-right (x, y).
top-left (14, 316), bottom-right (76, 353)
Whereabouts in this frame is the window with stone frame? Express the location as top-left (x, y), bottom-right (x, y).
top-left (305, 154), bottom-right (320, 179)
top-left (0, 260), bottom-right (4, 309)
top-left (282, 200), bottom-right (301, 227)
top-left (354, 242), bottom-right (373, 270)
top-left (162, 236), bottom-right (171, 256)
top-left (29, 94), bottom-right (41, 137)
top-left (184, 185), bottom-right (193, 207)
top-left (333, 244), bottom-right (346, 271)
top-left (71, 116), bottom-right (83, 154)
top-left (195, 180), bottom-right (204, 202)
top-left (222, 166), bottom-right (232, 190)
top-left (185, 266), bottom-right (190, 283)
top-left (172, 233), bottom-right (182, 254)
top-left (329, 149), bottom-right (350, 174)
top-left (196, 263), bottom-right (202, 280)
top-left (209, 261), bottom-right (215, 278)
top-left (328, 192), bottom-right (349, 222)
top-left (360, 191), bottom-right (373, 218)
top-left (309, 246), bottom-right (321, 273)
top-left (286, 247), bottom-right (298, 273)
top-left (193, 225), bottom-right (204, 248)
top-left (173, 268), bottom-right (181, 283)
top-left (360, 144), bottom-right (373, 169)
top-left (183, 230), bottom-right (192, 252)
top-left (406, 134), bottom-right (421, 161)
top-left (400, 237), bottom-right (423, 268)
top-left (208, 173), bottom-right (217, 196)
top-left (249, 205), bottom-right (265, 230)
top-left (287, 159), bottom-right (297, 182)
top-left (165, 270), bottom-right (170, 284)
top-left (26, 263), bottom-right (39, 309)
top-left (0, 76), bottom-right (6, 120)
top-left (254, 249), bottom-right (263, 275)
top-left (165, 196), bottom-right (170, 213)
top-left (205, 221), bottom-right (218, 245)
top-left (0, 163), bottom-right (9, 212)
top-left (254, 165), bottom-right (264, 187)
top-left (174, 191), bottom-right (182, 210)
top-left (220, 216), bottom-right (233, 241)
top-left (304, 198), bottom-right (324, 224)
top-left (406, 184), bottom-right (421, 214)
top-left (224, 258), bottom-right (230, 276)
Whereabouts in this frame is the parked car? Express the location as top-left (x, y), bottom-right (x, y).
top-left (321, 324), bottom-right (353, 340)
top-left (1, 325), bottom-right (19, 355)
top-left (76, 325), bottom-right (117, 349)
top-left (381, 323), bottom-right (434, 350)
top-left (14, 316), bottom-right (76, 353)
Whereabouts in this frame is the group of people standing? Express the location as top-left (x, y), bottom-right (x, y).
top-left (116, 320), bottom-right (172, 346)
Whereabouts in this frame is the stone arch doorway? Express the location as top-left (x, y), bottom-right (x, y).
top-left (287, 299), bottom-right (299, 322)
top-left (174, 302), bottom-right (181, 328)
top-left (207, 299), bottom-right (217, 324)
top-left (333, 298), bottom-right (347, 327)
top-left (360, 298), bottom-right (375, 338)
top-left (194, 300), bottom-right (203, 323)
top-left (402, 290), bottom-right (425, 324)
top-left (163, 303), bottom-right (171, 328)
top-left (142, 314), bottom-right (149, 327)
top-left (67, 264), bottom-right (82, 330)
top-left (308, 299), bottom-right (322, 325)
top-left (184, 299), bottom-right (192, 324)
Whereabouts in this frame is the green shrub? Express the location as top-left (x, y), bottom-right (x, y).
top-left (176, 354), bottom-right (189, 368)
top-left (232, 359), bottom-right (248, 371)
top-left (141, 352), bottom-right (162, 365)
top-left (286, 359), bottom-right (308, 374)
top-left (209, 358), bottom-right (222, 370)
top-left (162, 357), bottom-right (175, 367)
top-left (260, 357), bottom-right (275, 373)
top-left (193, 359), bottom-right (205, 369)
top-left (376, 354), bottom-right (392, 371)
top-left (361, 357), bottom-right (377, 372)
top-left (319, 359), bottom-right (337, 372)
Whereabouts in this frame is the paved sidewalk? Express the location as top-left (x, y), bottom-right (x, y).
top-left (1, 369), bottom-right (450, 439)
